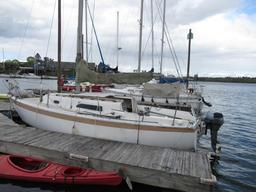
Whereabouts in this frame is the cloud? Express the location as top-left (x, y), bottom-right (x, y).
top-left (168, 0), bottom-right (241, 25)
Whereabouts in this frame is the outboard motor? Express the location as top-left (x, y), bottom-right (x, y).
top-left (204, 112), bottom-right (224, 152)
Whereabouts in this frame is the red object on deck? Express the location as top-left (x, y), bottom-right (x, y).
top-left (62, 84), bottom-right (114, 92)
top-left (0, 155), bottom-right (122, 186)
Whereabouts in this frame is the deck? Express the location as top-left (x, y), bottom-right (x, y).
top-left (0, 101), bottom-right (215, 192)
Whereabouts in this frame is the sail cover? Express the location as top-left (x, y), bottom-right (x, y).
top-left (142, 83), bottom-right (182, 97)
top-left (76, 60), bottom-right (153, 84)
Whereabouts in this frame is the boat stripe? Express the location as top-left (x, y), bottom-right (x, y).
top-left (14, 99), bottom-right (196, 133)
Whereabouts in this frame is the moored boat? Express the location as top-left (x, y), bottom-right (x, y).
top-left (0, 155), bottom-right (122, 186)
top-left (0, 93), bottom-right (10, 100)
top-left (11, 93), bottom-right (201, 151)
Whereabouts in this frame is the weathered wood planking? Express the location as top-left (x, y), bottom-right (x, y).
top-left (0, 101), bottom-right (12, 111)
top-left (0, 112), bottom-right (215, 192)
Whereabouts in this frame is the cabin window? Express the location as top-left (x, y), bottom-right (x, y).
top-left (76, 103), bottom-right (102, 111)
top-left (121, 98), bottom-right (133, 112)
top-left (53, 100), bottom-right (60, 104)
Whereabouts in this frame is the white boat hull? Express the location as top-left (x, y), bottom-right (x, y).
top-left (13, 98), bottom-right (198, 151)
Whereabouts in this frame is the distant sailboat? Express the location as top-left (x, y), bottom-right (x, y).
top-left (75, 0), bottom-right (153, 85)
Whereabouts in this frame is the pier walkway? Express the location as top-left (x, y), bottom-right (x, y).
top-left (0, 101), bottom-right (215, 192)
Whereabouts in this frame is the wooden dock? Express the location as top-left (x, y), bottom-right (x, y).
top-left (0, 101), bottom-right (216, 192)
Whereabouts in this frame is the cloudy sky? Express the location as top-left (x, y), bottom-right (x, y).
top-left (0, 0), bottom-right (255, 77)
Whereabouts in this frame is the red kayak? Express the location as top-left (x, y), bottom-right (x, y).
top-left (0, 155), bottom-right (122, 186)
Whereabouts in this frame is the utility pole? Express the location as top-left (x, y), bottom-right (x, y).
top-left (57, 0), bottom-right (62, 93)
top-left (137, 0), bottom-right (144, 73)
top-left (160, 0), bottom-right (166, 75)
top-left (186, 29), bottom-right (193, 89)
top-left (151, 0), bottom-right (154, 70)
top-left (76, 0), bottom-right (83, 93)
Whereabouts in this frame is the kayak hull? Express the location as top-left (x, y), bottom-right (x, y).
top-left (0, 155), bottom-right (122, 186)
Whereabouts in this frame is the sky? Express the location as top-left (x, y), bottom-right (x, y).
top-left (0, 0), bottom-right (255, 77)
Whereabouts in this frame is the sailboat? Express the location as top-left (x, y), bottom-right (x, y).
top-left (73, 0), bottom-right (153, 85)
top-left (10, 0), bottom-right (208, 151)
top-left (101, 1), bottom-right (205, 116)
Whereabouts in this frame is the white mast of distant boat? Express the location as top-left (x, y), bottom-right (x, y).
top-left (85, 0), bottom-right (89, 62)
top-left (160, 0), bottom-right (166, 75)
top-left (137, 0), bottom-right (144, 73)
top-left (75, 0), bottom-right (84, 93)
top-left (150, 0), bottom-right (154, 70)
top-left (116, 11), bottom-right (120, 67)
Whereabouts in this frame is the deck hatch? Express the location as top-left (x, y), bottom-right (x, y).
top-left (76, 103), bottom-right (103, 111)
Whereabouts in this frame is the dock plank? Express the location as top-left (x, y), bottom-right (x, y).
top-left (0, 112), bottom-right (215, 192)
top-left (0, 101), bottom-right (11, 111)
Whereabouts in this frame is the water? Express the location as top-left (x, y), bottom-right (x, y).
top-left (0, 78), bottom-right (57, 93)
top-left (199, 82), bottom-right (256, 192)
top-left (0, 78), bottom-right (255, 192)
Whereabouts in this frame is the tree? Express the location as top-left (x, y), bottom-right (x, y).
top-left (4, 59), bottom-right (19, 71)
top-left (4, 60), bottom-right (12, 64)
top-left (12, 59), bottom-right (20, 66)
top-left (27, 56), bottom-right (36, 66)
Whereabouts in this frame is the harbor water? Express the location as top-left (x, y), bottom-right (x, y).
top-left (0, 78), bottom-right (255, 192)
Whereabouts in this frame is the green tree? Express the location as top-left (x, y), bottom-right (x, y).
top-left (12, 59), bottom-right (20, 66)
top-left (27, 56), bottom-right (36, 66)
top-left (4, 60), bottom-right (12, 64)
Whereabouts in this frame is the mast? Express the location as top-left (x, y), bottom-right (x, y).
top-left (82, 34), bottom-right (84, 59)
top-left (150, 0), bottom-right (154, 70)
top-left (160, 0), bottom-right (166, 75)
top-left (186, 29), bottom-right (193, 89)
top-left (137, 0), bottom-right (144, 73)
top-left (85, 0), bottom-right (89, 61)
top-left (116, 11), bottom-right (119, 67)
top-left (57, 0), bottom-right (62, 93)
top-left (75, 0), bottom-right (84, 93)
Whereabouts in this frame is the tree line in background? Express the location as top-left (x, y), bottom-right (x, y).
top-left (0, 56), bottom-right (36, 70)
top-left (194, 75), bottom-right (256, 83)
top-left (0, 58), bottom-right (255, 83)
top-left (0, 54), bottom-right (55, 75)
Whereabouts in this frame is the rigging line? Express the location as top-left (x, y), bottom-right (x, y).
top-left (89, 0), bottom-right (95, 62)
top-left (141, 1), bottom-right (152, 62)
top-left (141, 0), bottom-right (162, 66)
top-left (45, 0), bottom-right (57, 57)
top-left (155, 0), bottom-right (181, 77)
top-left (165, 30), bottom-right (182, 78)
top-left (158, 2), bottom-right (183, 78)
top-left (164, 22), bottom-right (183, 78)
top-left (62, 0), bottom-right (75, 51)
top-left (151, 0), bottom-right (155, 69)
top-left (18, 0), bottom-right (35, 60)
top-left (153, 0), bottom-right (163, 72)
top-left (88, 4), bottom-right (105, 64)
top-left (160, 8), bottom-right (183, 77)
top-left (165, 25), bottom-right (184, 78)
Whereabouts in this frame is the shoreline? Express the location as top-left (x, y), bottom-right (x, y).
top-left (195, 77), bottom-right (256, 84)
